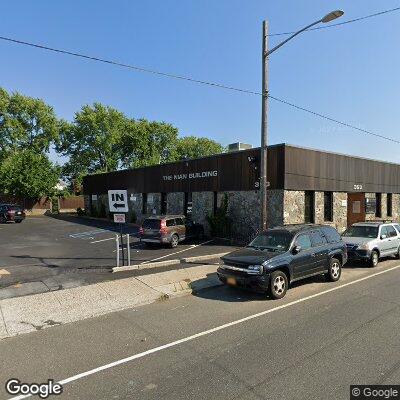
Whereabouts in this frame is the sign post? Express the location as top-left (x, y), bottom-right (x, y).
top-left (109, 190), bottom-right (128, 266)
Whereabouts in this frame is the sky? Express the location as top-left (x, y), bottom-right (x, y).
top-left (1, 0), bottom-right (399, 165)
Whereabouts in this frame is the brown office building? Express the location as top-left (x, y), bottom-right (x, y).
top-left (83, 143), bottom-right (400, 235)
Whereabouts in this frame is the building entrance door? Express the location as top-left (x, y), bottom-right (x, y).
top-left (347, 193), bottom-right (366, 227)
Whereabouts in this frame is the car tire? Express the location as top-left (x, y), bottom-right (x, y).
top-left (15, 220), bottom-right (22, 223)
top-left (170, 234), bottom-right (179, 248)
top-left (268, 270), bottom-right (288, 300)
top-left (325, 258), bottom-right (341, 282)
top-left (369, 251), bottom-right (379, 268)
top-left (396, 247), bottom-right (400, 260)
top-left (0, 215), bottom-right (6, 224)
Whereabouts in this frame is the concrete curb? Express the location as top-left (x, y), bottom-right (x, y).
top-left (0, 264), bottom-right (221, 340)
top-left (112, 259), bottom-right (180, 272)
top-left (180, 252), bottom-right (228, 263)
top-left (112, 252), bottom-right (228, 273)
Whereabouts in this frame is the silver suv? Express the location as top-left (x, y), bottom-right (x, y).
top-left (342, 222), bottom-right (400, 267)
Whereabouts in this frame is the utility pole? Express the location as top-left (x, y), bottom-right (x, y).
top-left (259, 10), bottom-right (344, 231)
top-left (260, 20), bottom-right (268, 231)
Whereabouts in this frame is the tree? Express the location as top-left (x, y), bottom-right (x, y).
top-left (0, 87), bottom-right (59, 158)
top-left (119, 119), bottom-right (179, 168)
top-left (56, 103), bottom-right (129, 183)
top-left (174, 136), bottom-right (224, 160)
top-left (0, 150), bottom-right (60, 199)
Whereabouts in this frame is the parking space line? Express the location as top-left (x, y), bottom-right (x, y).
top-left (11, 263), bottom-right (400, 400)
top-left (140, 239), bottom-right (214, 264)
top-left (90, 237), bottom-right (115, 244)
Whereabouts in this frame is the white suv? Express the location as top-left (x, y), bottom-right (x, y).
top-left (342, 222), bottom-right (400, 267)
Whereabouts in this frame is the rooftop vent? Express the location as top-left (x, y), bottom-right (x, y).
top-left (227, 142), bottom-right (253, 152)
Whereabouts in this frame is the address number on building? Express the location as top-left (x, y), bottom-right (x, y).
top-left (353, 184), bottom-right (363, 191)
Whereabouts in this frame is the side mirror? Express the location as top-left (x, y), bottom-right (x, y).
top-left (381, 234), bottom-right (387, 240)
top-left (292, 245), bottom-right (302, 255)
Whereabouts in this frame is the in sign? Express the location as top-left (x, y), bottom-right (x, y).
top-left (108, 190), bottom-right (128, 212)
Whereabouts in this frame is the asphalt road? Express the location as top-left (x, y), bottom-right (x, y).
top-left (0, 215), bottom-right (236, 299)
top-left (0, 258), bottom-right (399, 400)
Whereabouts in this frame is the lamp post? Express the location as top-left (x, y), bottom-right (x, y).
top-left (260, 10), bottom-right (344, 231)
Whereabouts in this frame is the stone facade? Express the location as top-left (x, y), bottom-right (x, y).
top-left (332, 192), bottom-right (347, 233)
top-left (167, 192), bottom-right (185, 215)
top-left (191, 192), bottom-right (214, 234)
top-left (284, 191), bottom-right (305, 225)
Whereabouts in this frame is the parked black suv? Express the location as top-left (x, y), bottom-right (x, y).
top-left (218, 224), bottom-right (347, 299)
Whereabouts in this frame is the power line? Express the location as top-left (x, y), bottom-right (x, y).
top-left (268, 6), bottom-right (400, 36)
top-left (0, 34), bottom-right (399, 145)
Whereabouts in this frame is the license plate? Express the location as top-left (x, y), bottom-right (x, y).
top-left (227, 277), bottom-right (236, 286)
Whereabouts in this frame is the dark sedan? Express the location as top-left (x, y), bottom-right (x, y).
top-left (217, 224), bottom-right (347, 299)
top-left (0, 204), bottom-right (26, 223)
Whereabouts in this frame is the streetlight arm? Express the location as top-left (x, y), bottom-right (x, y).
top-left (266, 19), bottom-right (322, 57)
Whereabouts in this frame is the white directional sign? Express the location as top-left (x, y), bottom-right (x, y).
top-left (108, 190), bottom-right (128, 213)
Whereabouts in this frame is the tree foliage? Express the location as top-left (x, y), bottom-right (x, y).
top-left (0, 150), bottom-right (60, 199)
top-left (0, 88), bottom-right (58, 157)
top-left (174, 136), bottom-right (225, 160)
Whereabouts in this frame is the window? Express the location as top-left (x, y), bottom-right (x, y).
top-left (324, 192), bottom-right (333, 222)
top-left (376, 193), bottom-right (382, 217)
top-left (310, 231), bottom-right (328, 247)
top-left (386, 225), bottom-right (397, 238)
top-left (304, 191), bottom-right (315, 223)
top-left (394, 224), bottom-right (400, 234)
top-left (387, 194), bottom-right (393, 217)
top-left (296, 234), bottom-right (312, 250)
top-left (213, 192), bottom-right (218, 215)
top-left (320, 226), bottom-right (341, 243)
top-left (248, 230), bottom-right (294, 252)
top-left (142, 193), bottom-right (147, 215)
top-left (380, 226), bottom-right (389, 238)
top-left (142, 218), bottom-right (160, 229)
top-left (166, 219), bottom-right (175, 227)
top-left (161, 193), bottom-right (167, 215)
top-left (343, 226), bottom-right (379, 238)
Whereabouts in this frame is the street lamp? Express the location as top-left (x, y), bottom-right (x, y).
top-left (260, 10), bottom-right (344, 231)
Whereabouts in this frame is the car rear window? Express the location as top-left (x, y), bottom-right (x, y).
top-left (142, 219), bottom-right (161, 229)
top-left (166, 219), bottom-right (175, 227)
top-left (320, 226), bottom-right (341, 243)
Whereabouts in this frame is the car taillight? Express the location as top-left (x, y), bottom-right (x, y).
top-left (139, 227), bottom-right (144, 235)
top-left (160, 220), bottom-right (168, 235)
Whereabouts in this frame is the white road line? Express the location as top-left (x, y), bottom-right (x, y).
top-left (9, 263), bottom-right (400, 400)
top-left (90, 237), bottom-right (115, 244)
top-left (140, 239), bottom-right (214, 265)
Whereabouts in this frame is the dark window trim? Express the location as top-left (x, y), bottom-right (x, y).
top-left (213, 192), bottom-right (218, 215)
top-left (323, 191), bottom-right (333, 222)
top-left (305, 191), bottom-right (315, 224)
top-left (142, 193), bottom-right (147, 215)
top-left (376, 193), bottom-right (382, 218)
top-left (161, 192), bottom-right (167, 215)
top-left (387, 193), bottom-right (393, 217)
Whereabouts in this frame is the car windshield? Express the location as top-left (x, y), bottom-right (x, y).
top-left (247, 230), bottom-right (293, 251)
top-left (142, 219), bottom-right (161, 229)
top-left (342, 226), bottom-right (379, 238)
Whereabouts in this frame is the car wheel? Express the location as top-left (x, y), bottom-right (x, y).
top-left (325, 258), bottom-right (341, 282)
top-left (0, 215), bottom-right (6, 224)
top-left (268, 270), bottom-right (288, 300)
top-left (396, 247), bottom-right (400, 260)
top-left (170, 234), bottom-right (179, 248)
top-left (369, 251), bottom-right (379, 268)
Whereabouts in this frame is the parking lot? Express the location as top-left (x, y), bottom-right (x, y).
top-left (0, 215), bottom-right (238, 299)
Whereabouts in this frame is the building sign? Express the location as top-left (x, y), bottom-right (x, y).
top-left (163, 170), bottom-right (218, 181)
top-left (365, 198), bottom-right (376, 214)
top-left (91, 194), bottom-right (98, 201)
top-left (353, 184), bottom-right (363, 191)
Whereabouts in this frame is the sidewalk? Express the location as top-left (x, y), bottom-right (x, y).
top-left (0, 264), bottom-right (220, 340)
